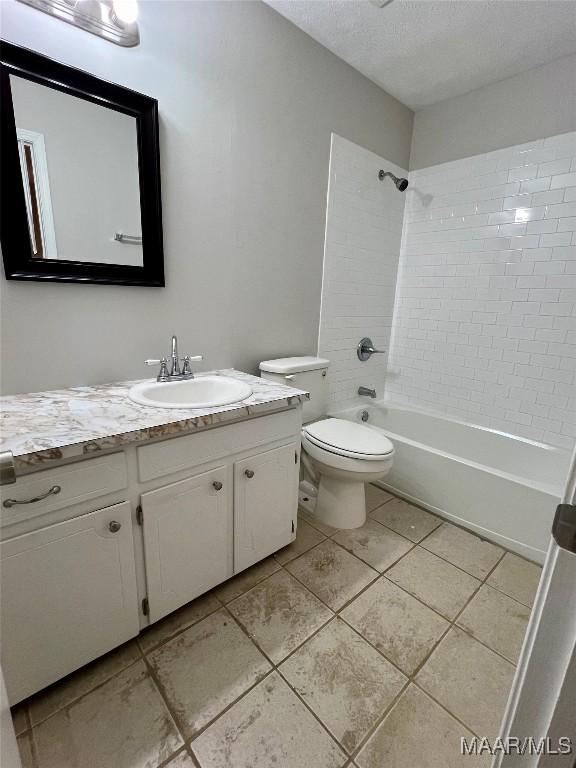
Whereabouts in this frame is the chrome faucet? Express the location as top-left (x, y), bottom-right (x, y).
top-left (358, 386), bottom-right (377, 398)
top-left (170, 335), bottom-right (180, 377)
top-left (145, 335), bottom-right (203, 382)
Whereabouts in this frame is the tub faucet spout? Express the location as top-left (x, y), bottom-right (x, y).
top-left (358, 386), bottom-right (376, 398)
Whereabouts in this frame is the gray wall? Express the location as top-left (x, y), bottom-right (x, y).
top-left (0, 0), bottom-right (413, 394)
top-left (410, 54), bottom-right (576, 170)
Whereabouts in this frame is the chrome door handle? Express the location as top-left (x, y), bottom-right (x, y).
top-left (212, 481), bottom-right (223, 491)
top-left (357, 337), bottom-right (386, 361)
top-left (3, 485), bottom-right (61, 508)
top-left (552, 504), bottom-right (576, 554)
top-left (108, 520), bottom-right (122, 533)
top-left (244, 470), bottom-right (255, 479)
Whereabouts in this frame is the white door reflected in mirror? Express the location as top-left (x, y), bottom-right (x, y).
top-left (10, 74), bottom-right (143, 267)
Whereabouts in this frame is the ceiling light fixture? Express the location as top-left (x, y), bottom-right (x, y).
top-left (110, 0), bottom-right (138, 26)
top-left (16, 0), bottom-right (140, 47)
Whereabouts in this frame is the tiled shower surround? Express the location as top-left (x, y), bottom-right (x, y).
top-left (387, 131), bottom-right (576, 448)
top-left (318, 134), bottom-right (406, 411)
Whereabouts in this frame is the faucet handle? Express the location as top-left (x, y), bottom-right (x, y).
top-left (145, 357), bottom-right (169, 380)
top-left (357, 337), bottom-right (386, 362)
top-left (181, 355), bottom-right (203, 376)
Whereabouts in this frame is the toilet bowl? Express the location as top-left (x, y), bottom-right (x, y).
top-left (259, 356), bottom-right (395, 529)
top-left (301, 417), bottom-right (394, 528)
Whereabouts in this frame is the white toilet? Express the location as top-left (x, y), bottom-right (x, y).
top-left (259, 356), bottom-right (394, 529)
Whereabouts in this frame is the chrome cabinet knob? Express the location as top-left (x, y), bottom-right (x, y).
top-left (212, 481), bottom-right (223, 491)
top-left (108, 520), bottom-right (122, 533)
top-left (244, 469), bottom-right (255, 479)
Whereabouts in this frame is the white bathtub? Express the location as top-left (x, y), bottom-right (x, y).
top-left (333, 402), bottom-right (571, 564)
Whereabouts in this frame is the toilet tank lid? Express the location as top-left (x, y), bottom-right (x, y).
top-left (259, 356), bottom-right (330, 374)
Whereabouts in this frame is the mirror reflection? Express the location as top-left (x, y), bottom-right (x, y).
top-left (10, 74), bottom-right (143, 267)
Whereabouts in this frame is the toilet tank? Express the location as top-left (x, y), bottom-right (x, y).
top-left (259, 356), bottom-right (330, 423)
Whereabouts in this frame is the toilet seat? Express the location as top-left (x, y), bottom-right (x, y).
top-left (302, 418), bottom-right (394, 460)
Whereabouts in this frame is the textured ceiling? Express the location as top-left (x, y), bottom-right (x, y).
top-left (264, 0), bottom-right (576, 109)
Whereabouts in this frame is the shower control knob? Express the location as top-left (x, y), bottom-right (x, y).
top-left (108, 520), bottom-right (122, 533)
top-left (244, 469), bottom-right (255, 479)
top-left (357, 337), bottom-right (386, 361)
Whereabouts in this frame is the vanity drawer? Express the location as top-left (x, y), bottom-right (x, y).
top-left (138, 408), bottom-right (302, 482)
top-left (0, 453), bottom-right (128, 527)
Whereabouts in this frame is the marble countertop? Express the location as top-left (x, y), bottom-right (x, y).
top-left (0, 370), bottom-right (308, 473)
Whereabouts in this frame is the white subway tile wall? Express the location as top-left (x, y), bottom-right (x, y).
top-left (387, 131), bottom-right (576, 449)
top-left (318, 134), bottom-right (406, 410)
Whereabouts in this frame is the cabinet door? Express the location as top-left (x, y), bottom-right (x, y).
top-left (141, 465), bottom-right (232, 623)
top-left (234, 443), bottom-right (298, 572)
top-left (0, 501), bottom-right (139, 704)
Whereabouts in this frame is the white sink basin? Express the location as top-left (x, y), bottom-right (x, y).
top-left (129, 376), bottom-right (253, 409)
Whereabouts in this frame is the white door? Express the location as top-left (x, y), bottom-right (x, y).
top-left (141, 465), bottom-right (232, 623)
top-left (0, 501), bottom-right (139, 704)
top-left (234, 443), bottom-right (298, 572)
top-left (496, 445), bottom-right (576, 767)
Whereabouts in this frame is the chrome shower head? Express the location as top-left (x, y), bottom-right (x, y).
top-left (378, 170), bottom-right (408, 191)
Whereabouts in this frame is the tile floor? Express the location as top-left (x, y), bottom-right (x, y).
top-left (13, 485), bottom-right (543, 768)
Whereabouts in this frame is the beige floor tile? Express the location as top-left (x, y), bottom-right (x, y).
top-left (416, 627), bottom-right (515, 738)
top-left (332, 520), bottom-right (413, 572)
top-left (386, 547), bottom-right (481, 620)
top-left (299, 507), bottom-right (340, 536)
top-left (487, 552), bottom-right (542, 607)
top-left (341, 578), bottom-right (448, 675)
top-left (274, 519), bottom-right (325, 564)
top-left (147, 608), bottom-right (270, 739)
top-left (11, 702), bottom-right (29, 735)
top-left (138, 591), bottom-right (221, 654)
top-left (356, 684), bottom-right (490, 768)
top-left (17, 733), bottom-right (35, 768)
top-left (370, 498), bottom-right (441, 543)
top-left (421, 523), bottom-right (504, 579)
top-left (285, 539), bottom-right (378, 610)
top-left (191, 671), bottom-right (346, 768)
top-left (457, 584), bottom-right (531, 663)
top-left (32, 659), bottom-right (182, 768)
top-left (214, 557), bottom-right (281, 603)
top-left (29, 640), bottom-right (141, 726)
top-left (164, 751), bottom-right (196, 767)
top-left (227, 569), bottom-right (333, 663)
top-left (279, 618), bottom-right (407, 753)
top-left (365, 484), bottom-right (394, 512)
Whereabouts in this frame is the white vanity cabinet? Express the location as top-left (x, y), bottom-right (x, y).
top-left (140, 440), bottom-right (299, 622)
top-left (141, 465), bottom-right (233, 623)
top-left (0, 501), bottom-right (139, 703)
top-left (0, 404), bottom-right (302, 704)
top-left (234, 443), bottom-right (299, 572)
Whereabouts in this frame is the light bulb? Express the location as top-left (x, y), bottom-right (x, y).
top-left (112, 0), bottom-right (138, 25)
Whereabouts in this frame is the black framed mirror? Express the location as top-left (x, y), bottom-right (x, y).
top-left (0, 41), bottom-right (164, 287)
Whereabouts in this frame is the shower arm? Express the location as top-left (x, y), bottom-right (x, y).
top-left (378, 169), bottom-right (408, 191)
